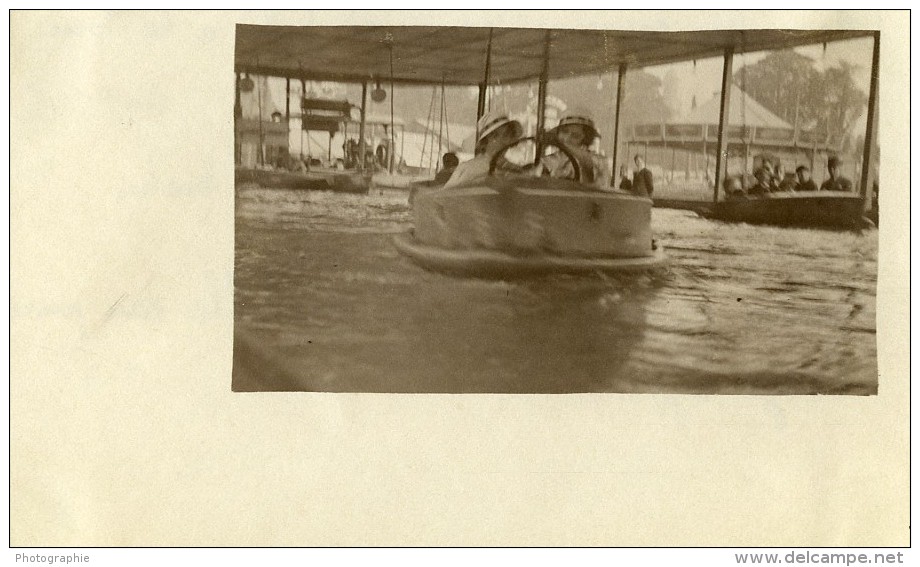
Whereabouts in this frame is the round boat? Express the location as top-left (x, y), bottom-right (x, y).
top-left (395, 175), bottom-right (667, 278)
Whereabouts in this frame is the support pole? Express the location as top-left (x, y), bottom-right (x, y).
top-left (475, 29), bottom-right (494, 140)
top-left (671, 146), bottom-right (676, 184)
top-left (256, 75), bottom-right (264, 166)
top-left (860, 31), bottom-right (880, 212)
top-left (359, 81), bottom-right (367, 171)
top-left (285, 77), bottom-right (290, 122)
top-left (713, 47), bottom-right (734, 202)
top-left (610, 63), bottom-right (626, 186)
top-left (389, 46), bottom-right (396, 174)
top-left (437, 80), bottom-right (445, 171)
top-left (300, 78), bottom-right (307, 161)
top-left (234, 73), bottom-right (242, 165)
top-left (535, 29), bottom-right (552, 163)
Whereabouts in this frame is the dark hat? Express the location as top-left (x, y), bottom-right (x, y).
top-left (828, 156), bottom-right (842, 168)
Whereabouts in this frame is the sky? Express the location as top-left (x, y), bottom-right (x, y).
top-left (643, 36), bottom-right (875, 131)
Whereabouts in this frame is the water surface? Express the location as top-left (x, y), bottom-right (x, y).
top-left (233, 185), bottom-right (877, 394)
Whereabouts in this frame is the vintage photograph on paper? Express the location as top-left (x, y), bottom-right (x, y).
top-left (232, 25), bottom-right (879, 394)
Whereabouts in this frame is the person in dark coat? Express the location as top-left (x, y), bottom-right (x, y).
top-left (820, 156), bottom-right (854, 192)
top-left (632, 155), bottom-right (654, 197)
top-left (433, 152), bottom-right (459, 185)
top-left (794, 166), bottom-right (819, 192)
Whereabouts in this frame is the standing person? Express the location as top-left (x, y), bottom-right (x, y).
top-left (632, 154), bottom-right (654, 197)
top-left (444, 111), bottom-right (523, 188)
top-left (541, 110), bottom-right (610, 187)
top-left (820, 156), bottom-right (854, 192)
top-left (433, 152), bottom-right (460, 185)
top-left (794, 166), bottom-right (818, 192)
top-left (617, 165), bottom-right (633, 192)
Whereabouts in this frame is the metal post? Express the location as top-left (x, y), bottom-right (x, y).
top-left (860, 31), bottom-right (880, 212)
top-left (389, 46), bottom-right (396, 174)
top-left (234, 73), bottom-right (242, 165)
top-left (535, 29), bottom-right (552, 163)
top-left (437, 81), bottom-right (445, 171)
top-left (671, 146), bottom-right (676, 184)
top-left (256, 75), bottom-right (264, 166)
top-left (359, 81), bottom-right (367, 171)
top-left (610, 63), bottom-right (626, 186)
top-left (713, 47), bottom-right (734, 202)
top-left (285, 77), bottom-right (290, 122)
top-left (300, 78), bottom-right (307, 161)
top-left (475, 29), bottom-right (494, 140)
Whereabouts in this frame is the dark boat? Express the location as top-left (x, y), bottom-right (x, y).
top-left (709, 191), bottom-right (874, 230)
top-left (234, 167), bottom-right (370, 194)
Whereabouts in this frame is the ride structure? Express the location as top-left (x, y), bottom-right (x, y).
top-left (235, 26), bottom-right (880, 268)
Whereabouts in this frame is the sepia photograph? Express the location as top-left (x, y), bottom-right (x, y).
top-left (10, 10), bottom-right (909, 550)
top-left (232, 25), bottom-right (880, 394)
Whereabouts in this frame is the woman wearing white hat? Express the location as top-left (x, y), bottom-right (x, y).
top-left (443, 110), bottom-right (524, 188)
top-left (541, 110), bottom-right (610, 188)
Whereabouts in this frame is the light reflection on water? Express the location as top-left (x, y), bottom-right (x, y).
top-left (233, 186), bottom-right (877, 394)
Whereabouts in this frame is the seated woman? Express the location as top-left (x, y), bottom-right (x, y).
top-left (540, 110), bottom-right (610, 188)
top-left (443, 111), bottom-right (523, 188)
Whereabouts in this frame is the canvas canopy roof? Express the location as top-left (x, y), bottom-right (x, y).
top-left (235, 25), bottom-right (874, 86)
top-left (675, 85), bottom-right (793, 129)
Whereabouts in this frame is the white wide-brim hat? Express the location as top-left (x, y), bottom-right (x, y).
top-left (556, 110), bottom-right (600, 139)
top-left (477, 111), bottom-right (522, 144)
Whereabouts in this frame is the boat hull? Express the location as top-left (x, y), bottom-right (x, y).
top-left (235, 167), bottom-right (370, 194)
top-left (393, 232), bottom-right (667, 278)
top-left (397, 177), bottom-right (666, 277)
top-left (710, 191), bottom-right (871, 229)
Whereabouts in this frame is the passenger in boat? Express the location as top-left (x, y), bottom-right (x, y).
top-left (820, 156), bottom-right (854, 192)
top-left (794, 166), bottom-right (818, 192)
top-left (724, 175), bottom-right (748, 200)
top-left (444, 111), bottom-right (523, 188)
top-left (748, 167), bottom-right (774, 198)
top-left (541, 111), bottom-right (610, 187)
top-left (433, 152), bottom-right (459, 185)
top-left (617, 165), bottom-right (633, 192)
top-left (632, 155), bottom-right (654, 197)
top-left (774, 164), bottom-right (796, 192)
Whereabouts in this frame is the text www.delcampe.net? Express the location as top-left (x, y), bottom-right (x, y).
top-left (735, 552), bottom-right (906, 565)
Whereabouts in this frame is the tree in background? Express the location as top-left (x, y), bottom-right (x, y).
top-left (732, 50), bottom-right (868, 150)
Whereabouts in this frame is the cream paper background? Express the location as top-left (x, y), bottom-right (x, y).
top-left (9, 10), bottom-right (910, 546)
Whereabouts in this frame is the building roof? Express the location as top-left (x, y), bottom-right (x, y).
top-left (675, 84), bottom-right (793, 129)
